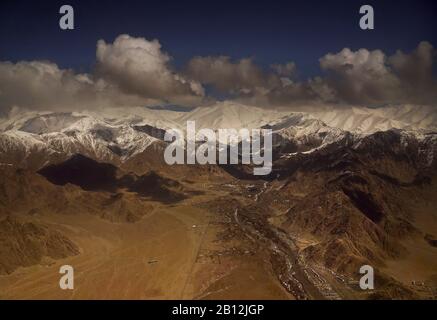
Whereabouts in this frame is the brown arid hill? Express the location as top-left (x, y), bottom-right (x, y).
top-left (256, 131), bottom-right (437, 298)
top-left (0, 158), bottom-right (174, 223)
top-left (0, 164), bottom-right (75, 216)
top-left (0, 216), bottom-right (79, 275)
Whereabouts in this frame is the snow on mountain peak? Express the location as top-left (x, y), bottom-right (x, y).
top-left (308, 104), bottom-right (437, 133)
top-left (1, 102), bottom-right (436, 169)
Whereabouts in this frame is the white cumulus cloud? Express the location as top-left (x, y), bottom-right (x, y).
top-left (96, 34), bottom-right (204, 104)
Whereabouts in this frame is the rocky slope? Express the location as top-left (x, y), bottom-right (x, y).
top-left (0, 216), bottom-right (79, 274)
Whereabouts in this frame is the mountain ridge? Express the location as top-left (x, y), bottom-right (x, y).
top-left (1, 103), bottom-right (436, 171)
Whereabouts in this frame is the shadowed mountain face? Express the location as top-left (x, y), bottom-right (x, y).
top-left (132, 125), bottom-right (166, 140)
top-left (119, 171), bottom-right (186, 203)
top-left (341, 187), bottom-right (384, 223)
top-left (38, 154), bottom-right (186, 203)
top-left (38, 154), bottom-right (118, 192)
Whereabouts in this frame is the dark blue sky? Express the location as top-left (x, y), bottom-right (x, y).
top-left (0, 0), bottom-right (436, 77)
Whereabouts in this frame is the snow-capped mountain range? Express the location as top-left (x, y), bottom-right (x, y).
top-left (1, 102), bottom-right (436, 169)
